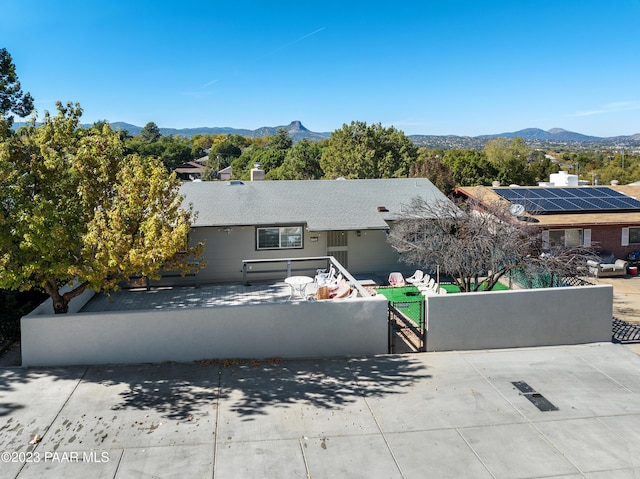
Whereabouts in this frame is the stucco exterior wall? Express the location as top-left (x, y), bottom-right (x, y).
top-left (425, 285), bottom-right (613, 352)
top-left (21, 296), bottom-right (389, 367)
top-left (346, 229), bottom-right (408, 275)
top-left (190, 226), bottom-right (329, 283)
top-left (189, 226), bottom-right (407, 284)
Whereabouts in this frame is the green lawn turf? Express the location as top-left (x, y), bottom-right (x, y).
top-left (440, 282), bottom-right (509, 293)
top-left (376, 282), bottom-right (509, 326)
top-left (375, 286), bottom-right (423, 325)
top-left (375, 285), bottom-right (421, 302)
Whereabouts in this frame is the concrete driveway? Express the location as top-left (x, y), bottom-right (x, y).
top-left (2, 343), bottom-right (640, 478)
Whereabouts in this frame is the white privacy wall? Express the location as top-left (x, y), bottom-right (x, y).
top-left (21, 284), bottom-right (614, 366)
top-left (425, 285), bottom-right (613, 352)
top-left (21, 296), bottom-right (389, 367)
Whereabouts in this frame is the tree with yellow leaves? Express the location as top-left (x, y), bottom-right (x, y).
top-left (0, 102), bottom-right (203, 313)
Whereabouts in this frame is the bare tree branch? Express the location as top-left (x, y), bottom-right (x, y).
top-left (388, 196), bottom-right (596, 292)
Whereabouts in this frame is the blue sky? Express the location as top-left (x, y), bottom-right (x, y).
top-left (2, 0), bottom-right (639, 137)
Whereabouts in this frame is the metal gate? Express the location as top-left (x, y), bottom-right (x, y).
top-left (388, 301), bottom-right (425, 353)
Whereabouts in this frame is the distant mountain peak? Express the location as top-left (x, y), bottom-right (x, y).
top-left (475, 127), bottom-right (602, 142)
top-left (287, 120), bottom-right (307, 131)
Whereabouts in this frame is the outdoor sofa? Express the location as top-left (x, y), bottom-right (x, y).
top-left (587, 258), bottom-right (628, 278)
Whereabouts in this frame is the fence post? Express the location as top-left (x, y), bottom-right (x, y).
top-left (388, 304), bottom-right (394, 354)
top-left (421, 300), bottom-right (426, 352)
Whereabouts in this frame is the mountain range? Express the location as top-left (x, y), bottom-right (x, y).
top-left (14, 120), bottom-right (640, 148)
top-left (110, 120), bottom-right (330, 142)
top-left (476, 127), bottom-right (640, 143)
top-left (124, 121), bottom-right (640, 146)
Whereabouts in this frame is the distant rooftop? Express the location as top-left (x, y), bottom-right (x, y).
top-left (457, 184), bottom-right (640, 227)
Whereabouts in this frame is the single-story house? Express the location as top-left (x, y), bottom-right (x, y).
top-left (456, 184), bottom-right (640, 260)
top-left (174, 160), bottom-right (206, 181)
top-left (180, 176), bottom-right (451, 284)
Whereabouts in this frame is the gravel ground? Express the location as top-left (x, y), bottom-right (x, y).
top-left (592, 275), bottom-right (640, 326)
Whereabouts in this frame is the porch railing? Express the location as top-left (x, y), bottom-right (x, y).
top-left (241, 256), bottom-right (371, 297)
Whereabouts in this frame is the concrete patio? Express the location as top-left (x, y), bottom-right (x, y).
top-left (79, 282), bottom-right (300, 312)
top-left (2, 342), bottom-right (640, 478)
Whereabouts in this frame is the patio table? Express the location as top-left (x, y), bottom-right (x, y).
top-left (284, 276), bottom-right (314, 299)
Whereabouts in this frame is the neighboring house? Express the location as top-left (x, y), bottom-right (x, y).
top-left (174, 160), bottom-right (206, 181)
top-left (456, 184), bottom-right (640, 259)
top-left (218, 165), bottom-right (232, 181)
top-left (180, 177), bottom-right (451, 284)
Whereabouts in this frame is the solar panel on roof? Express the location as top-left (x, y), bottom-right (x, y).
top-left (618, 197), bottom-right (640, 208)
top-left (577, 188), bottom-right (605, 198)
top-left (492, 187), bottom-right (640, 213)
top-left (493, 188), bottom-right (521, 200)
top-left (541, 188), bottom-right (563, 198)
top-left (566, 198), bottom-right (594, 209)
top-left (548, 199), bottom-right (574, 210)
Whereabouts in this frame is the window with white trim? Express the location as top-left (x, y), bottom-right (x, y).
top-left (548, 228), bottom-right (585, 248)
top-left (256, 226), bottom-right (303, 250)
top-left (628, 227), bottom-right (640, 245)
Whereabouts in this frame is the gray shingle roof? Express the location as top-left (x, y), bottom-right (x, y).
top-left (180, 178), bottom-right (449, 231)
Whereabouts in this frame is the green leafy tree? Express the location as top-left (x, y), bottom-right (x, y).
top-left (266, 128), bottom-right (293, 151)
top-left (528, 155), bottom-right (559, 183)
top-left (484, 137), bottom-right (533, 185)
top-left (441, 149), bottom-right (497, 186)
top-left (140, 121), bottom-right (162, 143)
top-left (0, 48), bottom-right (34, 130)
top-left (159, 136), bottom-right (192, 170)
top-left (229, 149), bottom-right (254, 180)
top-left (208, 134), bottom-right (250, 171)
top-left (191, 134), bottom-right (214, 151)
top-left (276, 138), bottom-right (324, 180)
top-left (0, 102), bottom-right (203, 314)
top-left (255, 148), bottom-right (286, 173)
top-left (130, 139), bottom-right (164, 158)
top-left (320, 121), bottom-right (418, 179)
top-left (209, 140), bottom-right (242, 170)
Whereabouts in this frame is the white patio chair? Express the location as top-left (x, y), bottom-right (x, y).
top-left (388, 272), bottom-right (405, 287)
top-left (315, 265), bottom-right (336, 286)
top-left (406, 270), bottom-right (424, 284)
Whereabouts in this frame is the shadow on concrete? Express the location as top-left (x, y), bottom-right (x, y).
top-left (221, 355), bottom-right (430, 420)
top-left (0, 355), bottom-right (430, 422)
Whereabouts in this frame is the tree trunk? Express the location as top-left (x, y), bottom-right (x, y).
top-left (43, 279), bottom-right (89, 314)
